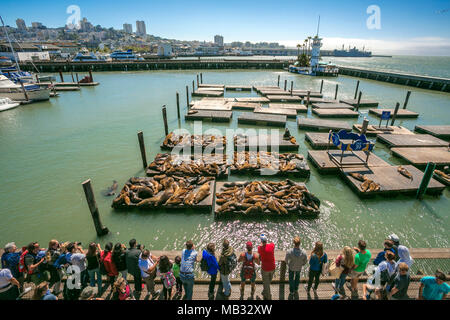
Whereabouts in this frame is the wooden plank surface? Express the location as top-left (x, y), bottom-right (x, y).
top-left (191, 102), bottom-right (233, 111)
top-left (312, 108), bottom-right (359, 118)
top-left (254, 106), bottom-right (298, 118)
top-left (369, 108), bottom-right (419, 118)
top-left (192, 90), bottom-right (224, 97)
top-left (341, 165), bottom-right (445, 196)
top-left (230, 102), bottom-right (260, 110)
top-left (298, 118), bottom-right (352, 131)
top-left (305, 132), bottom-right (353, 149)
top-left (234, 133), bottom-right (299, 151)
top-left (415, 125), bottom-right (450, 140)
top-left (238, 113), bottom-right (287, 127)
top-left (340, 98), bottom-right (379, 108)
top-left (377, 134), bottom-right (449, 148)
top-left (269, 103), bottom-right (308, 113)
top-left (231, 97), bottom-right (270, 103)
top-left (198, 84), bottom-right (225, 88)
top-left (391, 147), bottom-right (450, 167)
top-left (307, 150), bottom-right (390, 173)
top-left (185, 110), bottom-right (232, 122)
top-left (312, 103), bottom-right (354, 109)
top-left (307, 98), bottom-right (339, 104)
top-left (353, 124), bottom-right (414, 137)
top-left (266, 95), bottom-right (302, 102)
top-left (225, 85), bottom-right (252, 91)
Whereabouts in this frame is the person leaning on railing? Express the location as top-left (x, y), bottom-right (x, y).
top-left (418, 270), bottom-right (449, 300)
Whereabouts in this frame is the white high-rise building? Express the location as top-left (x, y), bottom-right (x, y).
top-left (136, 21), bottom-right (146, 36)
top-left (214, 35), bottom-right (224, 46)
top-left (123, 23), bottom-right (132, 34)
top-left (16, 19), bottom-right (26, 30)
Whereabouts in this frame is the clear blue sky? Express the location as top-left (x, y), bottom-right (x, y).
top-left (1, 0), bottom-right (450, 54)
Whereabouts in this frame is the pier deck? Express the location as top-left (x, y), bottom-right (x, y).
top-left (353, 124), bottom-right (413, 136)
top-left (341, 165), bottom-right (445, 197)
top-left (266, 95), bottom-right (302, 103)
top-left (298, 118), bottom-right (352, 131)
top-left (311, 103), bottom-right (354, 109)
top-left (269, 103), bottom-right (308, 113)
top-left (414, 125), bottom-right (450, 140)
top-left (254, 106), bottom-right (298, 118)
top-left (391, 147), bottom-right (450, 167)
top-left (307, 150), bottom-right (389, 173)
top-left (369, 108), bottom-right (419, 118)
top-left (185, 110), bottom-right (232, 122)
top-left (312, 108), bottom-right (359, 118)
top-left (305, 132), bottom-right (352, 149)
top-left (238, 113), bottom-right (287, 127)
top-left (377, 134), bottom-right (449, 148)
top-left (340, 98), bottom-right (379, 108)
top-left (234, 133), bottom-right (299, 151)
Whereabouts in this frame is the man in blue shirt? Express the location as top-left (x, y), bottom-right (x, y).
top-left (180, 240), bottom-right (198, 300)
top-left (419, 271), bottom-right (449, 300)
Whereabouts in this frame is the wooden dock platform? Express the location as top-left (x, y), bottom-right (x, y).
top-left (231, 97), bottom-right (270, 103)
top-left (234, 133), bottom-right (299, 151)
top-left (298, 118), bottom-right (352, 131)
top-left (54, 86), bottom-right (80, 91)
top-left (191, 100), bottom-right (233, 111)
top-left (391, 147), bottom-right (450, 167)
top-left (192, 90), bottom-right (224, 97)
top-left (307, 98), bottom-right (339, 104)
top-left (225, 85), bottom-right (252, 91)
top-left (40, 81), bottom-right (99, 87)
top-left (238, 113), bottom-right (287, 127)
top-left (305, 132), bottom-right (353, 149)
top-left (312, 108), bottom-right (359, 118)
top-left (340, 98), bottom-right (379, 108)
top-left (369, 108), bottom-right (419, 118)
top-left (253, 85), bottom-right (280, 93)
top-left (198, 84), bottom-right (224, 88)
top-left (377, 134), bottom-right (449, 148)
top-left (230, 102), bottom-right (260, 110)
top-left (254, 106), bottom-right (298, 118)
top-left (312, 103), bottom-right (354, 109)
top-left (269, 103), bottom-right (307, 113)
top-left (414, 125), bottom-right (450, 140)
top-left (266, 95), bottom-right (302, 103)
top-left (185, 110), bottom-right (232, 122)
top-left (353, 124), bottom-right (413, 137)
top-left (307, 150), bottom-right (390, 173)
top-left (341, 165), bottom-right (445, 197)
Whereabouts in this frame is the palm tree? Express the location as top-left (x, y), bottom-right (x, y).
top-left (307, 36), bottom-right (312, 56)
top-left (297, 43), bottom-right (301, 56)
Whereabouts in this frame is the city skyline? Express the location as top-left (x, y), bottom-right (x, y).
top-left (1, 0), bottom-right (450, 55)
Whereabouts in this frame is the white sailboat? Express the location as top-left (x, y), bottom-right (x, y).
top-left (0, 97), bottom-right (20, 112)
top-left (0, 75), bottom-right (50, 101)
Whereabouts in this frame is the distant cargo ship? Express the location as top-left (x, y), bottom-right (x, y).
top-left (333, 46), bottom-right (372, 57)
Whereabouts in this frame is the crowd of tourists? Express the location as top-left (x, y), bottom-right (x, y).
top-left (0, 233), bottom-right (448, 301)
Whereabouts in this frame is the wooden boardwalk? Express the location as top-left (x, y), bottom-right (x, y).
top-left (305, 132), bottom-right (352, 149)
top-left (312, 103), bottom-right (354, 109)
top-left (185, 110), bottom-right (232, 122)
top-left (391, 147), bottom-right (450, 167)
top-left (254, 106), bottom-right (298, 118)
top-left (238, 113), bottom-right (287, 127)
top-left (307, 150), bottom-right (390, 173)
top-left (312, 108), bottom-right (359, 118)
top-left (353, 124), bottom-right (413, 137)
top-left (298, 118), bottom-right (352, 131)
top-left (377, 134), bottom-right (449, 148)
top-left (340, 98), bottom-right (379, 108)
top-left (415, 125), bottom-right (450, 140)
top-left (269, 103), bottom-right (308, 113)
top-left (369, 108), bottom-right (419, 118)
top-left (341, 165), bottom-right (445, 197)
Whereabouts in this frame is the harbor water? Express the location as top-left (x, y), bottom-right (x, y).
top-left (0, 69), bottom-right (449, 253)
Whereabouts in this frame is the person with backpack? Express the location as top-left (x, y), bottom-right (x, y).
top-left (86, 243), bottom-right (102, 294)
top-left (112, 243), bottom-right (128, 283)
top-left (157, 255), bottom-right (176, 300)
top-left (332, 246), bottom-right (354, 296)
top-left (139, 249), bottom-right (160, 299)
top-left (100, 242), bottom-right (118, 288)
top-left (285, 236), bottom-right (307, 300)
top-left (304, 241), bottom-right (328, 294)
top-left (1, 242), bottom-right (22, 286)
top-left (180, 240), bottom-right (198, 300)
top-left (218, 239), bottom-right (236, 300)
top-left (126, 239), bottom-right (142, 297)
top-left (66, 242), bottom-right (88, 289)
top-left (0, 267), bottom-right (20, 300)
top-left (238, 241), bottom-right (259, 300)
top-left (172, 256), bottom-right (182, 300)
top-left (23, 242), bottom-right (46, 285)
top-left (258, 234), bottom-right (275, 300)
top-left (201, 243), bottom-right (220, 300)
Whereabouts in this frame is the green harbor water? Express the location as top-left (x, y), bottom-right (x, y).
top-left (0, 69), bottom-right (449, 253)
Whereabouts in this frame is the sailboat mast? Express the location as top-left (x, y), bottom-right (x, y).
top-left (0, 16), bottom-right (21, 72)
top-left (316, 15), bottom-right (321, 37)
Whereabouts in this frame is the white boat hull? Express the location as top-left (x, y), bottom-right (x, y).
top-left (0, 88), bottom-right (50, 102)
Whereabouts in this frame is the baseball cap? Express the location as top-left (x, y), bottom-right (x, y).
top-left (246, 241), bottom-right (253, 248)
top-left (388, 234), bottom-right (399, 244)
top-left (260, 234), bottom-right (268, 242)
top-left (79, 286), bottom-right (98, 300)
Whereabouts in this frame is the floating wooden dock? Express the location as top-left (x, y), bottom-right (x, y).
top-left (353, 124), bottom-right (413, 137)
top-left (341, 165), bottom-right (445, 197)
top-left (391, 147), bottom-right (450, 168)
top-left (312, 108), bottom-right (359, 118)
top-left (198, 84), bottom-right (225, 88)
top-left (414, 125), bottom-right (450, 140)
top-left (340, 98), bottom-right (379, 108)
top-left (253, 85), bottom-right (280, 93)
top-left (269, 103), bottom-right (307, 113)
top-left (238, 113), bottom-right (287, 127)
top-left (369, 108), bottom-right (419, 118)
top-left (305, 132), bottom-right (352, 150)
top-left (185, 110), bottom-right (232, 122)
top-left (377, 134), bottom-right (449, 148)
top-left (54, 86), bottom-right (80, 91)
top-left (266, 95), bottom-right (302, 103)
top-left (311, 103), bottom-right (354, 109)
top-left (298, 118), bottom-right (352, 131)
top-left (191, 102), bottom-right (233, 111)
top-left (230, 102), bottom-right (260, 110)
top-left (192, 90), bottom-right (224, 97)
top-left (307, 98), bottom-right (339, 104)
top-left (254, 106), bottom-right (297, 118)
top-left (231, 97), bottom-right (270, 103)
top-left (160, 133), bottom-right (226, 152)
top-left (307, 150), bottom-right (390, 173)
top-left (40, 81), bottom-right (99, 87)
top-left (234, 133), bottom-right (299, 151)
top-left (225, 85), bottom-right (252, 91)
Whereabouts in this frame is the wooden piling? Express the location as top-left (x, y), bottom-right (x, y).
top-left (356, 91), bottom-right (362, 111)
top-left (403, 91), bottom-right (411, 109)
top-left (320, 79), bottom-right (323, 94)
top-left (354, 80), bottom-right (360, 99)
top-left (35, 74), bottom-right (40, 83)
top-left (82, 179), bottom-right (109, 237)
top-left (277, 75), bottom-right (280, 87)
top-left (19, 81), bottom-right (29, 101)
top-left (200, 73), bottom-right (203, 84)
top-left (306, 91), bottom-right (311, 106)
top-left (176, 92), bottom-right (180, 119)
top-left (71, 72), bottom-right (75, 83)
top-left (279, 261), bottom-right (287, 300)
top-left (89, 69), bottom-right (94, 82)
top-left (192, 80), bottom-right (195, 92)
top-left (196, 74), bottom-right (199, 88)
top-left (137, 131), bottom-right (148, 169)
top-left (59, 71), bottom-right (64, 82)
top-left (284, 79), bottom-right (287, 91)
top-left (162, 105), bottom-right (169, 136)
top-left (416, 162), bottom-right (436, 199)
top-left (390, 102), bottom-right (400, 126)
top-left (290, 81), bottom-right (293, 96)
top-left (361, 118), bottom-right (369, 135)
top-left (186, 85), bottom-right (189, 108)
top-left (334, 84), bottom-right (339, 100)
top-left (76, 73), bottom-right (80, 88)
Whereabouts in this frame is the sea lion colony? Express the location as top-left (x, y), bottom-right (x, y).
top-left (162, 132), bottom-right (226, 149)
top-left (234, 132), bottom-right (297, 147)
top-left (215, 180), bottom-right (320, 216)
top-left (147, 153), bottom-right (228, 177)
top-left (112, 176), bottom-right (213, 209)
top-left (231, 151), bottom-right (308, 174)
top-left (348, 172), bottom-right (381, 193)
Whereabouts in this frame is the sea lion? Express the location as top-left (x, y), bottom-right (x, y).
top-left (435, 169), bottom-right (450, 180)
top-left (193, 182), bottom-right (211, 204)
top-left (104, 180), bottom-right (118, 196)
top-left (349, 172), bottom-right (366, 182)
top-left (398, 166), bottom-right (413, 180)
top-left (360, 179), bottom-right (371, 192)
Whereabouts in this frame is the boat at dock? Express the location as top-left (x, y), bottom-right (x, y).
top-left (333, 46), bottom-right (372, 57)
top-left (0, 97), bottom-right (20, 112)
top-left (110, 49), bottom-right (143, 61)
top-left (0, 75), bottom-right (50, 101)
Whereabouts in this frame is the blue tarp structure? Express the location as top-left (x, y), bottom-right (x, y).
top-left (327, 130), bottom-right (375, 165)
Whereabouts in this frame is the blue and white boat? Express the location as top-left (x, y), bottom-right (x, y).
top-left (110, 49), bottom-right (143, 61)
top-left (72, 51), bottom-right (100, 62)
